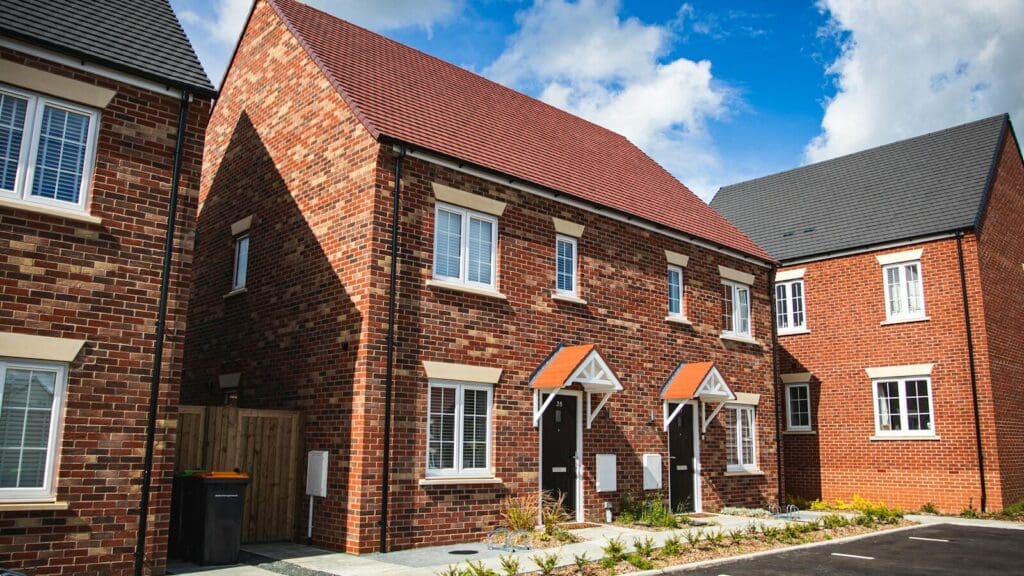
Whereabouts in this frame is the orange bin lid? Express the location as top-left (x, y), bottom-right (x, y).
top-left (196, 471), bottom-right (249, 479)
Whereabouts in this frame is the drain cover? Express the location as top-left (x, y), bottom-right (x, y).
top-left (449, 550), bottom-right (479, 555)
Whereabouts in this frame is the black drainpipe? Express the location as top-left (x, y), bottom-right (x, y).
top-left (956, 231), bottom-right (987, 512)
top-left (134, 89), bottom-right (191, 576)
top-left (380, 144), bottom-right (407, 552)
top-left (767, 265), bottom-right (784, 503)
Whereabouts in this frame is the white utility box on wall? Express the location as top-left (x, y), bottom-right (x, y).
top-left (642, 453), bottom-right (662, 490)
top-left (596, 454), bottom-right (617, 492)
top-left (306, 450), bottom-right (328, 497)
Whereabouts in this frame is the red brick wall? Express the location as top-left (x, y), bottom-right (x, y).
top-left (778, 236), bottom-right (995, 513)
top-left (0, 49), bottom-right (210, 575)
top-left (182, 0), bottom-right (777, 555)
top-left (976, 126), bottom-right (1024, 509)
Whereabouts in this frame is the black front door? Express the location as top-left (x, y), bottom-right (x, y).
top-left (668, 403), bottom-right (696, 513)
top-left (541, 394), bottom-right (577, 516)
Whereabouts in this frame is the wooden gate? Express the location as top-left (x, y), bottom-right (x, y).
top-left (176, 405), bottom-right (302, 543)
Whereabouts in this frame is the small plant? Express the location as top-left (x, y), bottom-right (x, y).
top-left (684, 529), bottom-right (703, 547)
top-left (541, 492), bottom-right (570, 536)
top-left (498, 555), bottom-right (520, 576)
top-left (727, 528), bottom-right (745, 546)
top-left (745, 522), bottom-right (761, 537)
top-left (998, 499), bottom-right (1024, 519)
top-left (821, 514), bottom-right (849, 529)
top-left (720, 506), bottom-right (774, 518)
top-left (782, 523), bottom-right (802, 542)
top-left (760, 525), bottom-right (781, 543)
top-left (920, 502), bottom-right (939, 515)
top-left (438, 565), bottom-right (466, 576)
top-left (624, 554), bottom-right (654, 570)
top-left (617, 493), bottom-right (678, 528)
top-left (785, 494), bottom-right (814, 510)
top-left (572, 553), bottom-right (589, 575)
top-left (602, 537), bottom-right (626, 562)
top-left (632, 537), bottom-right (656, 559)
top-left (598, 557), bottom-right (617, 570)
top-left (502, 494), bottom-right (538, 531)
top-left (531, 552), bottom-right (560, 576)
top-left (705, 530), bottom-right (725, 548)
top-left (961, 499), bottom-right (980, 519)
top-left (661, 535), bottom-right (682, 556)
top-left (465, 560), bottom-right (498, 576)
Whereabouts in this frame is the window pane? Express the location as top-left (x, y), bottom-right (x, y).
top-left (668, 268), bottom-right (682, 315)
top-left (721, 284), bottom-right (734, 332)
top-left (234, 236), bottom-right (249, 289)
top-left (904, 263), bottom-right (922, 314)
top-left (0, 93), bottom-right (29, 191)
top-left (876, 381), bottom-right (901, 431)
top-left (775, 284), bottom-right (788, 328)
top-left (434, 209), bottom-right (462, 279)
top-left (905, 379), bottom-right (931, 431)
top-left (428, 386), bottom-right (456, 470)
top-left (886, 267), bottom-right (902, 316)
top-left (725, 409), bottom-right (738, 465)
top-left (789, 385), bottom-right (809, 428)
top-left (741, 409), bottom-right (755, 465)
top-left (737, 286), bottom-right (751, 335)
top-left (0, 368), bottom-right (57, 489)
top-left (462, 389), bottom-right (488, 469)
top-left (791, 281), bottom-right (804, 327)
top-left (467, 217), bottom-right (493, 284)
top-left (31, 105), bottom-right (91, 204)
top-left (556, 238), bottom-right (575, 293)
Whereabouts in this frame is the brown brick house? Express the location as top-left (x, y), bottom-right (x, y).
top-left (182, 0), bottom-right (778, 554)
top-left (0, 1), bottom-right (214, 574)
top-left (713, 115), bottom-right (1024, 513)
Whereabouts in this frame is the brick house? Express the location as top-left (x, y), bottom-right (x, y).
top-left (182, 0), bottom-right (778, 554)
top-left (713, 115), bottom-right (1024, 513)
top-left (0, 1), bottom-right (214, 574)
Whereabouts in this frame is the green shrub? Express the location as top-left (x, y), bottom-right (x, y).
top-left (530, 552), bottom-right (560, 576)
top-left (684, 529), bottom-right (703, 547)
top-left (502, 494), bottom-right (537, 531)
top-left (598, 557), bottom-right (617, 570)
top-left (998, 499), bottom-right (1024, 518)
top-left (465, 561), bottom-right (498, 576)
top-left (960, 499), bottom-right (980, 519)
top-left (498, 555), bottom-right (520, 576)
top-left (661, 535), bottom-right (682, 556)
top-left (821, 514), bottom-right (850, 529)
top-left (572, 553), bottom-right (589, 575)
top-left (726, 528), bottom-right (745, 546)
top-left (705, 530), bottom-right (725, 547)
top-left (602, 537), bottom-right (625, 562)
top-left (541, 492), bottom-right (570, 535)
top-left (618, 494), bottom-right (678, 528)
top-left (632, 537), bottom-right (655, 558)
top-left (625, 554), bottom-right (653, 570)
top-left (438, 565), bottom-right (467, 576)
top-left (919, 502), bottom-right (939, 514)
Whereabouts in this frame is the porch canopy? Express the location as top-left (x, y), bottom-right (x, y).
top-left (660, 361), bottom-right (736, 432)
top-left (530, 344), bottom-right (623, 428)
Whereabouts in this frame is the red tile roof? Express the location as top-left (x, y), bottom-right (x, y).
top-left (530, 345), bottom-right (595, 390)
top-left (660, 362), bottom-right (715, 401)
top-left (267, 0), bottom-right (770, 261)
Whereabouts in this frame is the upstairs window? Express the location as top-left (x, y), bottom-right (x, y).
top-left (883, 261), bottom-right (924, 322)
top-left (0, 359), bottom-right (67, 501)
top-left (775, 280), bottom-right (806, 332)
top-left (667, 265), bottom-right (684, 318)
top-left (433, 203), bottom-right (498, 290)
top-left (555, 234), bottom-right (578, 296)
top-left (721, 280), bottom-right (752, 337)
top-left (0, 85), bottom-right (99, 212)
top-left (232, 234), bottom-right (249, 291)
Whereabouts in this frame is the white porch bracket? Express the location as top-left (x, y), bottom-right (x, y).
top-left (701, 401), bottom-right (727, 434)
top-left (662, 401), bottom-right (686, 432)
top-left (586, 391), bottom-right (613, 429)
top-left (532, 388), bottom-right (560, 427)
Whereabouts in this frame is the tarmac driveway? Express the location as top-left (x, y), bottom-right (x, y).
top-left (673, 524), bottom-right (1024, 575)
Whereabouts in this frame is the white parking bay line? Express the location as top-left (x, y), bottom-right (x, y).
top-left (909, 536), bottom-right (950, 542)
top-left (831, 552), bottom-right (875, 560)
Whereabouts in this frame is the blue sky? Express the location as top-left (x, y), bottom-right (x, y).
top-left (171, 0), bottom-right (1024, 200)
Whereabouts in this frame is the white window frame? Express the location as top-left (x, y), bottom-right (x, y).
top-left (882, 261), bottom-right (925, 322)
top-left (0, 83), bottom-right (100, 213)
top-left (426, 379), bottom-right (493, 478)
top-left (721, 280), bottom-right (752, 338)
top-left (667, 264), bottom-right (685, 319)
top-left (775, 279), bottom-right (806, 333)
top-left (785, 383), bottom-right (812, 432)
top-left (232, 233), bottom-right (249, 291)
top-left (725, 405), bottom-right (757, 472)
top-left (432, 202), bottom-right (499, 290)
top-left (0, 358), bottom-right (68, 502)
top-left (555, 234), bottom-right (578, 296)
top-left (871, 376), bottom-right (936, 438)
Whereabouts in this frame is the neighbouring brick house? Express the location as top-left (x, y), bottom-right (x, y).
top-left (0, 1), bottom-right (214, 574)
top-left (182, 0), bottom-right (778, 554)
top-left (713, 115), bottom-right (1024, 514)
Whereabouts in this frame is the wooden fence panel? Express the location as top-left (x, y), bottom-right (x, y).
top-left (175, 405), bottom-right (301, 543)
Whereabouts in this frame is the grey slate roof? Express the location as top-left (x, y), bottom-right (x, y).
top-left (0, 0), bottom-right (215, 96)
top-left (711, 115), bottom-right (1010, 262)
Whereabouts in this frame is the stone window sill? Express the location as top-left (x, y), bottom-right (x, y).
top-left (783, 429), bottom-right (816, 435)
top-left (418, 476), bottom-right (503, 486)
top-left (665, 315), bottom-right (692, 326)
top-left (720, 333), bottom-right (760, 346)
top-left (552, 292), bottom-right (587, 305)
top-left (778, 327), bottom-right (810, 336)
top-left (0, 197), bottom-right (102, 225)
top-left (880, 316), bottom-right (930, 326)
top-left (724, 469), bottom-right (764, 477)
top-left (224, 287), bottom-right (248, 299)
top-left (870, 435), bottom-right (940, 441)
top-left (0, 500), bottom-right (70, 512)
top-left (427, 279), bottom-right (507, 300)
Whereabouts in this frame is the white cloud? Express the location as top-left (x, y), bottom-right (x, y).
top-left (485, 0), bottom-right (732, 200)
top-left (306, 0), bottom-right (463, 36)
top-left (806, 0), bottom-right (1024, 163)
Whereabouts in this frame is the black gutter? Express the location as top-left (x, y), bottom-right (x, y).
top-left (134, 90), bottom-right (191, 576)
top-left (379, 145), bottom-right (407, 552)
top-left (956, 232), bottom-right (987, 512)
top-left (767, 265), bottom-right (784, 503)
